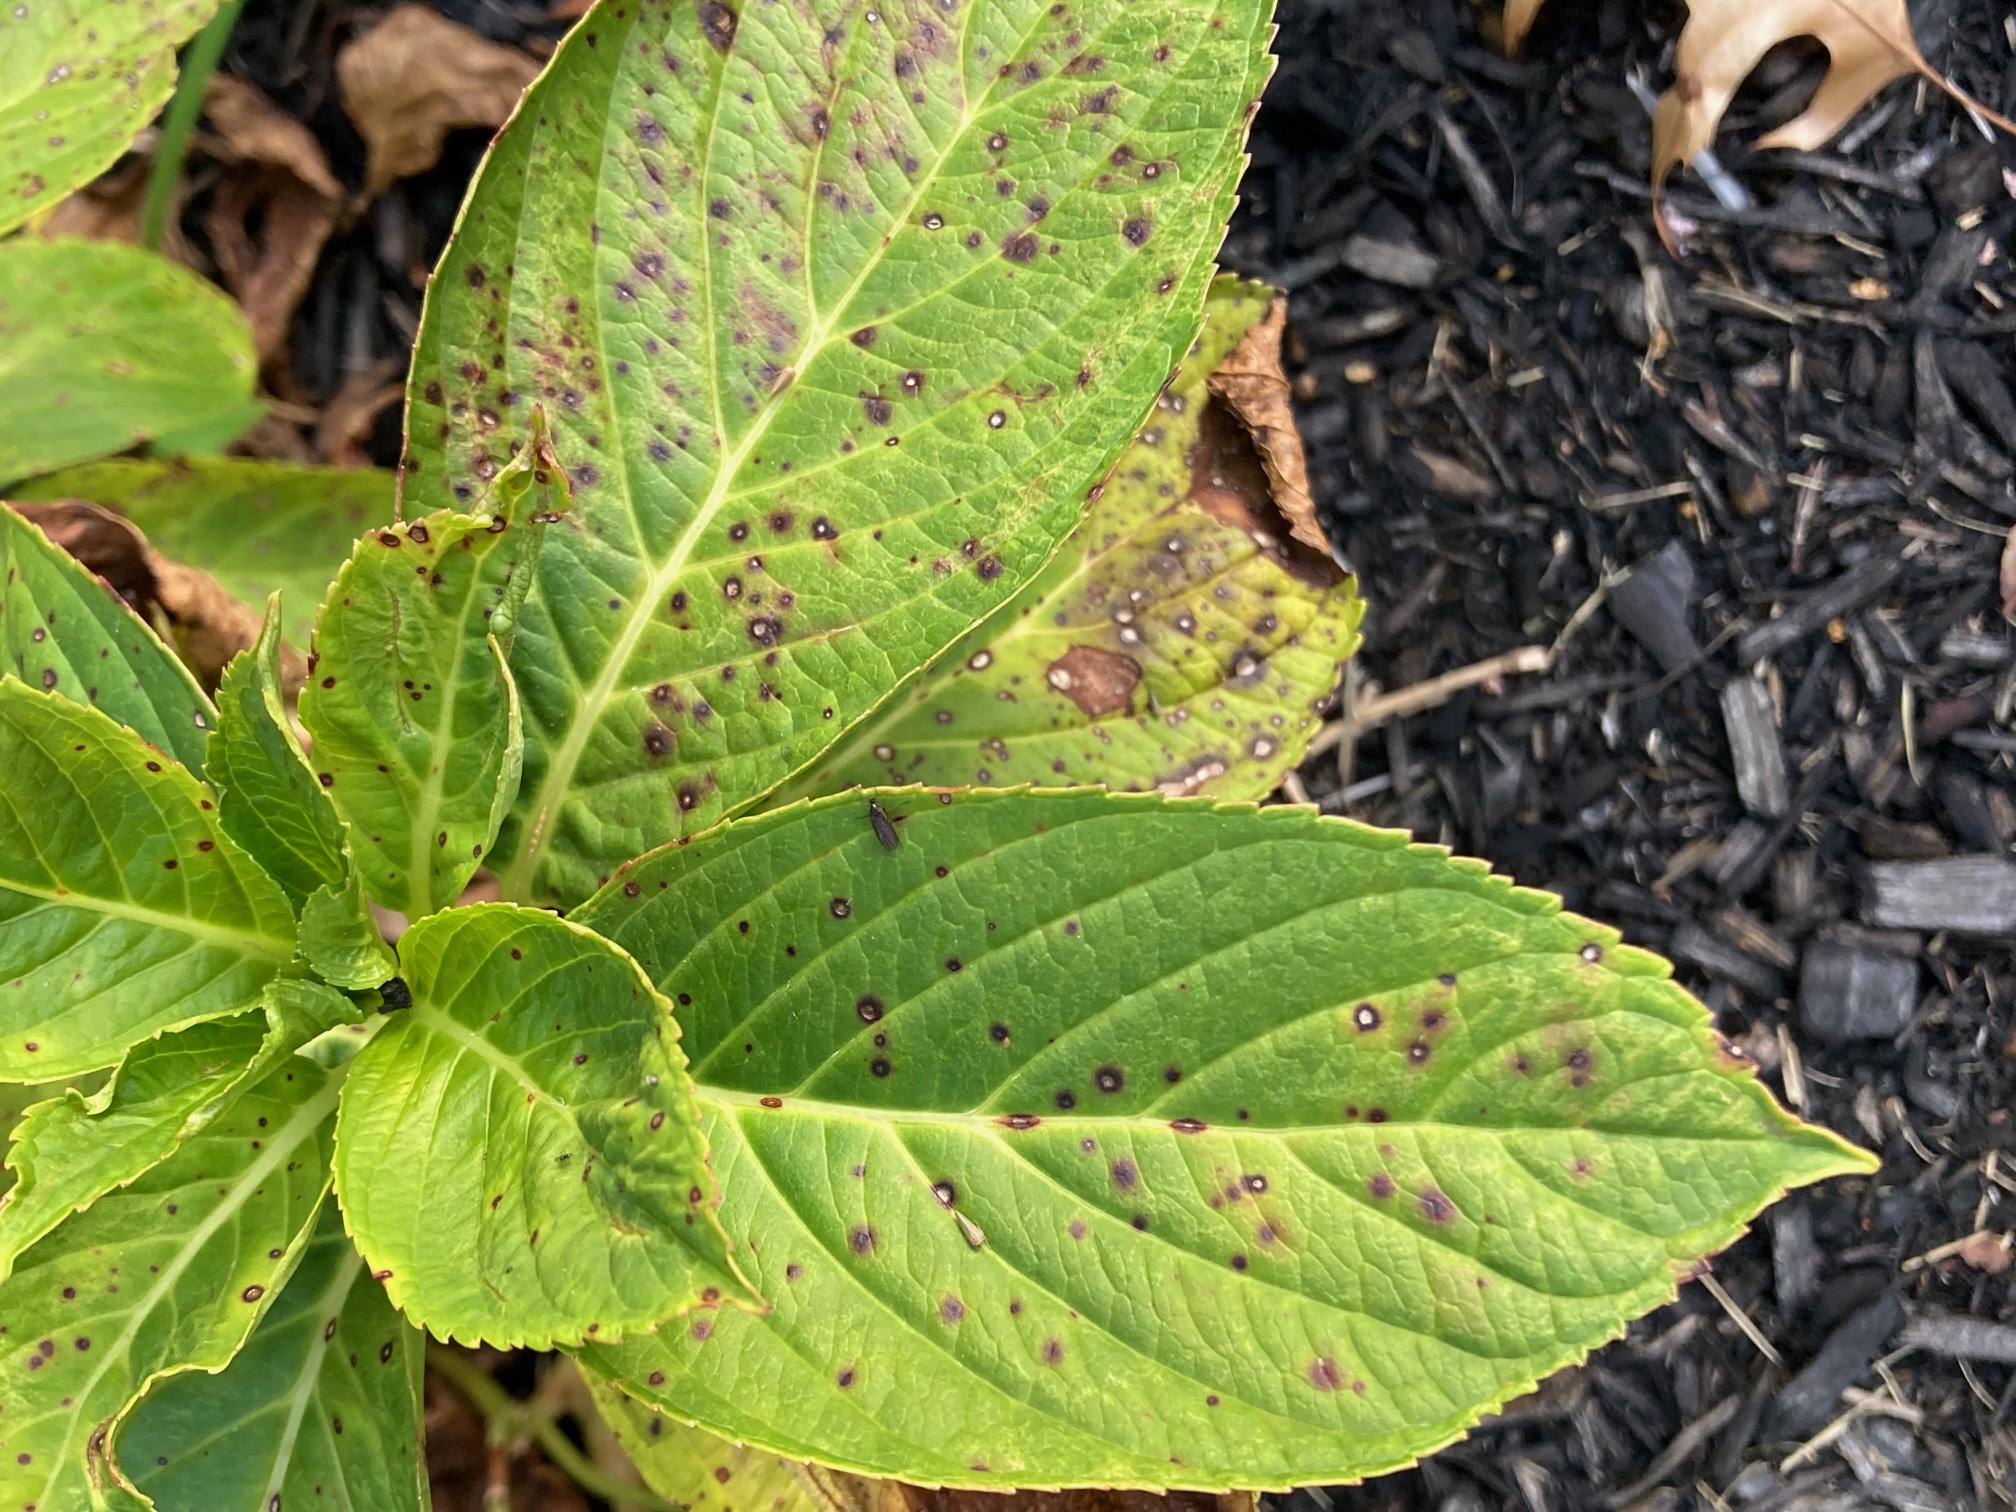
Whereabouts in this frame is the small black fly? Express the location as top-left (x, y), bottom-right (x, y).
top-left (867, 798), bottom-right (900, 851)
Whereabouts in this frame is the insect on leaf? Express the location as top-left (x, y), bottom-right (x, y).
top-left (0, 0), bottom-right (225, 234)
top-left (0, 978), bottom-right (358, 1285)
top-left (794, 278), bottom-right (1360, 802)
top-left (401, 0), bottom-right (1276, 906)
top-left (210, 595), bottom-right (348, 907)
top-left (13, 458), bottom-right (395, 655)
top-left (0, 680), bottom-right (296, 1080)
top-left (572, 788), bottom-right (1872, 1490)
top-left (0, 504), bottom-right (215, 775)
top-left (300, 413), bottom-right (569, 921)
top-left (117, 1203), bottom-right (428, 1512)
top-left (0, 240), bottom-right (256, 483)
top-left (332, 904), bottom-right (757, 1350)
top-left (0, 1057), bottom-right (339, 1512)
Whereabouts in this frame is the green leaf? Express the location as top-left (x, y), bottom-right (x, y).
top-left (0, 0), bottom-right (223, 234)
top-left (297, 863), bottom-right (397, 993)
top-left (0, 679), bottom-right (296, 1080)
top-left (0, 504), bottom-right (215, 775)
top-left (0, 1057), bottom-right (339, 1512)
top-left (570, 788), bottom-right (1873, 1490)
top-left (117, 1203), bottom-right (427, 1512)
top-left (210, 597), bottom-right (347, 907)
top-left (12, 459), bottom-right (395, 654)
top-left (590, 1373), bottom-right (846, 1512)
top-left (0, 240), bottom-right (256, 483)
top-left (0, 979), bottom-right (358, 1285)
top-left (401, 0), bottom-right (1274, 907)
top-left (792, 278), bottom-right (1360, 802)
top-left (332, 903), bottom-right (756, 1350)
top-left (298, 423), bottom-right (567, 920)
top-left (0, 1076), bottom-right (105, 1205)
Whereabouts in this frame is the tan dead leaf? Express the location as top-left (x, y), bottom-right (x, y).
top-left (194, 78), bottom-right (345, 367)
top-left (1506, 0), bottom-right (2013, 237)
top-left (7, 500), bottom-right (287, 691)
top-left (202, 76), bottom-right (343, 200)
top-left (337, 6), bottom-right (542, 198)
top-left (1205, 295), bottom-right (1336, 565)
top-left (35, 159), bottom-right (203, 269)
top-left (2001, 524), bottom-right (2016, 621)
top-left (314, 357), bottom-right (407, 467)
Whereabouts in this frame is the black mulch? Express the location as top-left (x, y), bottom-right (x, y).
top-left (209, 0), bottom-right (2016, 1505)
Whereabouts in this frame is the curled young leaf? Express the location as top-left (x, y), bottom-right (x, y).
top-left (573, 788), bottom-right (1871, 1490)
top-left (0, 240), bottom-right (257, 483)
top-left (0, 1058), bottom-right (339, 1512)
top-left (13, 458), bottom-right (395, 657)
top-left (297, 862), bottom-right (398, 992)
top-left (0, 978), bottom-right (359, 1284)
top-left (0, 681), bottom-right (295, 1080)
top-left (401, 0), bottom-right (1276, 906)
top-left (117, 1204), bottom-right (428, 1512)
top-left (210, 596), bottom-right (348, 907)
top-left (332, 904), bottom-right (756, 1350)
top-left (0, 0), bottom-right (224, 234)
top-left (795, 279), bottom-right (1360, 802)
top-left (0, 505), bottom-right (216, 775)
top-left (300, 420), bottom-right (567, 920)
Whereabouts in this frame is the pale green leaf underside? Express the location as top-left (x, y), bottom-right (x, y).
top-left (0, 681), bottom-right (296, 1080)
top-left (13, 459), bottom-right (395, 654)
top-left (0, 240), bottom-right (256, 483)
top-left (332, 904), bottom-right (754, 1350)
top-left (796, 277), bottom-right (1360, 803)
top-left (0, 1075), bottom-right (104, 1205)
top-left (119, 1203), bottom-right (428, 1512)
top-left (0, 979), bottom-right (354, 1285)
top-left (0, 1059), bottom-right (338, 1512)
top-left (589, 1372), bottom-right (836, 1512)
top-left (0, 504), bottom-right (215, 775)
top-left (0, 0), bottom-right (222, 234)
top-left (572, 789), bottom-right (1872, 1490)
top-left (298, 509), bottom-right (539, 921)
top-left (297, 861), bottom-right (398, 992)
top-left (403, 0), bottom-right (1273, 906)
top-left (211, 597), bottom-right (347, 907)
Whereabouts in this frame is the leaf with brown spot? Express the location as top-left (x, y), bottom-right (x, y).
top-left (401, 0), bottom-right (1275, 906)
top-left (336, 5), bottom-right (543, 198)
top-left (789, 278), bottom-right (1362, 803)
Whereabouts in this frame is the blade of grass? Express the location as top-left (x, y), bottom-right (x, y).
top-left (140, 0), bottom-right (246, 251)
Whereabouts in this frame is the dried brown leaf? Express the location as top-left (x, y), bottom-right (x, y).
top-left (35, 159), bottom-right (203, 269)
top-left (202, 76), bottom-right (343, 200)
top-left (336, 6), bottom-right (541, 198)
top-left (1205, 296), bottom-right (1336, 565)
top-left (1505, 0), bottom-right (2013, 232)
top-left (8, 500), bottom-right (279, 691)
top-left (2001, 525), bottom-right (2016, 621)
top-left (313, 358), bottom-right (407, 467)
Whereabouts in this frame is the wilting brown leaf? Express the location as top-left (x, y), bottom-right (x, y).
top-left (35, 160), bottom-right (203, 269)
top-left (7, 500), bottom-right (279, 691)
top-left (202, 76), bottom-right (342, 200)
top-left (314, 358), bottom-right (406, 467)
top-left (337, 6), bottom-right (542, 198)
top-left (197, 77), bottom-right (344, 367)
top-left (1504, 0), bottom-right (2013, 237)
top-left (1205, 296), bottom-right (1334, 563)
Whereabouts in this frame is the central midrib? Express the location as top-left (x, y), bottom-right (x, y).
top-left (500, 6), bottom-right (1001, 900)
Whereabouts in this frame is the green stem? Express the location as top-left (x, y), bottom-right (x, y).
top-left (140, 0), bottom-right (246, 251)
top-left (425, 1344), bottom-right (681, 1512)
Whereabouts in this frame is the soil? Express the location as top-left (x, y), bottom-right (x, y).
top-left (197, 0), bottom-right (2016, 1506)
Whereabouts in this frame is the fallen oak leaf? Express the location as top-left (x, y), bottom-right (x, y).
top-left (336, 6), bottom-right (542, 199)
top-left (1505, 0), bottom-right (2015, 247)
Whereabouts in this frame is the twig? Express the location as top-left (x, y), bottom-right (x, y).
top-left (1305, 645), bottom-right (1552, 755)
top-left (1695, 1271), bottom-right (1783, 1365)
top-left (426, 1344), bottom-right (680, 1512)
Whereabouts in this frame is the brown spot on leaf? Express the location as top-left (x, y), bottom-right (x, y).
top-left (1001, 231), bottom-right (1040, 264)
top-left (1044, 644), bottom-right (1141, 717)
